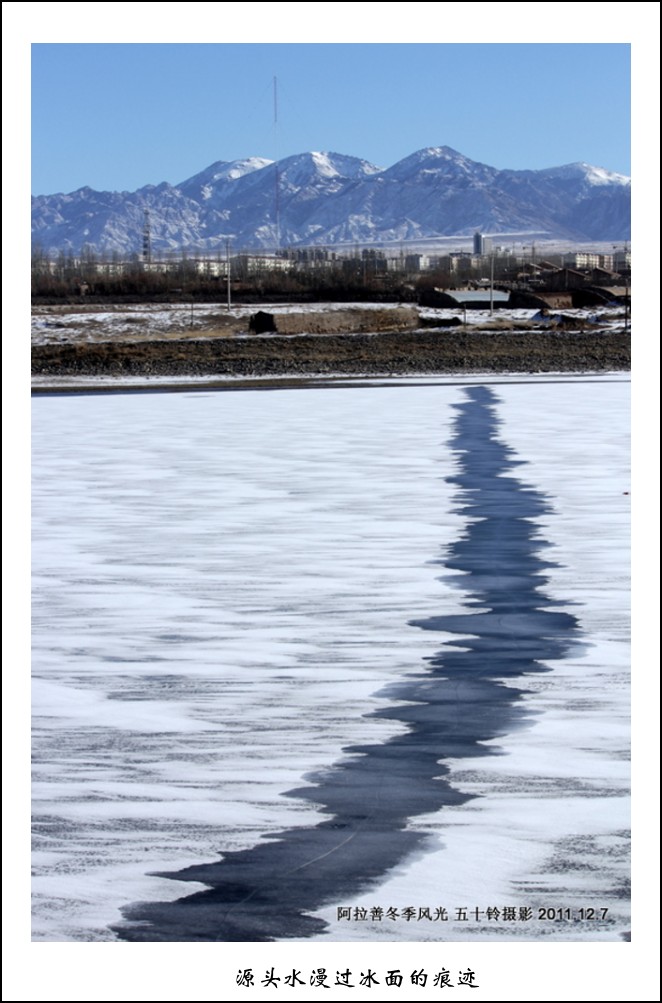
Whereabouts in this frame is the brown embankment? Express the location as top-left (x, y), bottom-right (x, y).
top-left (266, 307), bottom-right (419, 335)
top-left (32, 329), bottom-right (630, 377)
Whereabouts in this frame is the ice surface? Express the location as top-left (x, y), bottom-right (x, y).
top-left (31, 377), bottom-right (629, 941)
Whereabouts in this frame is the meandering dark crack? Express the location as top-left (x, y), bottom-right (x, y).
top-left (115, 385), bottom-right (579, 941)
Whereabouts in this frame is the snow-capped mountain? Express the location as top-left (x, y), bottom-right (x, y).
top-left (31, 146), bottom-right (631, 254)
top-left (176, 157), bottom-right (273, 201)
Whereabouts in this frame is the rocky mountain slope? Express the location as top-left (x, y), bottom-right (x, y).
top-left (32, 146), bottom-right (631, 254)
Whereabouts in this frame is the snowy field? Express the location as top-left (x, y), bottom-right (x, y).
top-left (31, 376), bottom-right (630, 942)
top-left (31, 302), bottom-right (407, 344)
top-left (31, 301), bottom-right (627, 345)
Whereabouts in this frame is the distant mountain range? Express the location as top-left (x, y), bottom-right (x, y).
top-left (31, 146), bottom-right (631, 255)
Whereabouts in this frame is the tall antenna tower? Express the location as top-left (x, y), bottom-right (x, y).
top-left (142, 208), bottom-right (152, 265)
top-left (273, 75), bottom-right (280, 250)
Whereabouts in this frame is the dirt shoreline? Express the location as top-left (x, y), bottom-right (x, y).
top-left (32, 328), bottom-right (630, 381)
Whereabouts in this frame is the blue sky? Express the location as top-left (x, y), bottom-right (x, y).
top-left (31, 42), bottom-right (631, 195)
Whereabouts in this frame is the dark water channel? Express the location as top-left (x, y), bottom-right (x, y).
top-left (116, 386), bottom-right (580, 941)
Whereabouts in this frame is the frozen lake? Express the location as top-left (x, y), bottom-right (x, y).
top-left (31, 376), bottom-right (630, 942)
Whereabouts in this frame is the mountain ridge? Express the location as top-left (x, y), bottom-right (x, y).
top-left (31, 146), bottom-right (631, 254)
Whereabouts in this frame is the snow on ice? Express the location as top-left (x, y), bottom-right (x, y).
top-left (31, 376), bottom-right (630, 941)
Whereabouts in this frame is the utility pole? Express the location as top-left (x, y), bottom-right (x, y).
top-left (623, 242), bottom-right (629, 333)
top-left (226, 239), bottom-right (231, 311)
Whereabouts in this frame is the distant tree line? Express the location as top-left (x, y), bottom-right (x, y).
top-left (33, 242), bottom-right (621, 305)
top-left (31, 244), bottom-right (425, 304)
